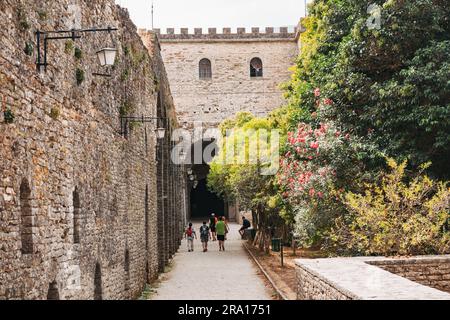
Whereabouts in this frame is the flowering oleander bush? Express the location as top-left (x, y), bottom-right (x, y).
top-left (330, 159), bottom-right (450, 256)
top-left (277, 116), bottom-right (375, 246)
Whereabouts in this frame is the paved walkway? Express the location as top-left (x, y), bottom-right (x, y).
top-left (151, 222), bottom-right (273, 300)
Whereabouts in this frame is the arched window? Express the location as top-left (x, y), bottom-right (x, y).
top-left (73, 187), bottom-right (81, 244)
top-left (47, 281), bottom-right (60, 300)
top-left (199, 58), bottom-right (212, 79)
top-left (94, 263), bottom-right (102, 300)
top-left (145, 185), bottom-right (149, 250)
top-left (124, 249), bottom-right (130, 291)
top-left (250, 57), bottom-right (263, 77)
top-left (20, 179), bottom-right (33, 254)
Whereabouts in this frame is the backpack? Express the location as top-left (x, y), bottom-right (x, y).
top-left (243, 219), bottom-right (251, 228)
top-left (186, 227), bottom-right (193, 237)
top-left (200, 225), bottom-right (209, 237)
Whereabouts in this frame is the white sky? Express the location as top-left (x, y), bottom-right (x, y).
top-left (115, 0), bottom-right (312, 31)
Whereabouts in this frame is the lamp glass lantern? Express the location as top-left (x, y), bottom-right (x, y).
top-left (156, 127), bottom-right (166, 139)
top-left (179, 149), bottom-right (187, 161)
top-left (96, 47), bottom-right (117, 66)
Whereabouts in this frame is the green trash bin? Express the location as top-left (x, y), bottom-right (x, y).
top-left (271, 238), bottom-right (281, 252)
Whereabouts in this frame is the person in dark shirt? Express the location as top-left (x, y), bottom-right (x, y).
top-left (199, 221), bottom-right (211, 252)
top-left (239, 216), bottom-right (251, 239)
top-left (209, 213), bottom-right (217, 241)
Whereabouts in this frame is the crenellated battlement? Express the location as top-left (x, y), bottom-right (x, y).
top-left (142, 26), bottom-right (298, 42)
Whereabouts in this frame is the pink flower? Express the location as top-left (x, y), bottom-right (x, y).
top-left (310, 142), bottom-right (319, 149)
top-left (309, 188), bottom-right (315, 197)
top-left (324, 98), bottom-right (333, 105)
top-left (345, 133), bottom-right (350, 140)
top-left (317, 192), bottom-right (324, 198)
top-left (314, 88), bottom-right (321, 97)
top-left (335, 131), bottom-right (341, 137)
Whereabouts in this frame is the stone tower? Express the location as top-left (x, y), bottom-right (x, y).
top-left (139, 26), bottom-right (300, 221)
top-left (149, 26), bottom-right (299, 131)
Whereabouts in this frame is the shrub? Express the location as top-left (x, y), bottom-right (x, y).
top-left (74, 47), bottom-right (83, 60)
top-left (3, 108), bottom-right (15, 124)
top-left (277, 119), bottom-right (375, 247)
top-left (50, 108), bottom-right (60, 120)
top-left (24, 42), bottom-right (33, 56)
top-left (330, 159), bottom-right (450, 256)
top-left (65, 40), bottom-right (74, 54)
top-left (76, 68), bottom-right (85, 85)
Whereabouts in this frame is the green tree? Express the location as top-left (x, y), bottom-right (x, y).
top-left (207, 112), bottom-right (289, 251)
top-left (285, 0), bottom-right (450, 179)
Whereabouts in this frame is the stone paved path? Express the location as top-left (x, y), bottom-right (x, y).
top-left (151, 222), bottom-right (273, 300)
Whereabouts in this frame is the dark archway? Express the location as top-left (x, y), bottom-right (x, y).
top-left (188, 139), bottom-right (225, 220)
top-left (94, 263), bottom-right (102, 300)
top-left (144, 185), bottom-right (149, 250)
top-left (20, 178), bottom-right (33, 254)
top-left (73, 187), bottom-right (81, 244)
top-left (47, 281), bottom-right (60, 300)
top-left (190, 179), bottom-right (225, 219)
top-left (124, 249), bottom-right (130, 291)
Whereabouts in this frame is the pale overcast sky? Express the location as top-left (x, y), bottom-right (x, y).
top-left (115, 0), bottom-right (311, 31)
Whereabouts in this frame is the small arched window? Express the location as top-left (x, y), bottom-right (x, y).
top-left (73, 187), bottom-right (81, 244)
top-left (145, 185), bottom-right (149, 250)
top-left (250, 57), bottom-right (263, 77)
top-left (199, 58), bottom-right (212, 79)
top-left (20, 179), bottom-right (33, 254)
top-left (47, 281), bottom-right (60, 300)
top-left (94, 263), bottom-right (102, 300)
top-left (124, 249), bottom-right (130, 291)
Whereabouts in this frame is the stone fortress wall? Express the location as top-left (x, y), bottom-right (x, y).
top-left (147, 27), bottom-right (299, 131)
top-left (0, 0), bottom-right (185, 300)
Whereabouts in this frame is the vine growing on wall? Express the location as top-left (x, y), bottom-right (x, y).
top-left (76, 68), bottom-right (85, 85)
top-left (3, 108), bottom-right (15, 124)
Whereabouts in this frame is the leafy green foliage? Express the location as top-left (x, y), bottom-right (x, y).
top-left (285, 0), bottom-right (450, 179)
top-left (74, 47), bottom-right (83, 60)
top-left (65, 40), bottom-right (74, 54)
top-left (75, 68), bottom-right (85, 85)
top-left (24, 42), bottom-right (33, 56)
top-left (330, 159), bottom-right (450, 256)
top-left (3, 108), bottom-right (15, 124)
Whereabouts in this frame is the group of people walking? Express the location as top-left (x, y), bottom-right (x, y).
top-left (184, 214), bottom-right (251, 253)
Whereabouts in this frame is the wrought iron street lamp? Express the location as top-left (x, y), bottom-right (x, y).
top-left (120, 115), bottom-right (166, 139)
top-left (156, 127), bottom-right (166, 139)
top-left (96, 47), bottom-right (117, 66)
top-left (36, 27), bottom-right (118, 72)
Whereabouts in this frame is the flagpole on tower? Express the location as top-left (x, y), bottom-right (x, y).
top-left (151, 0), bottom-right (154, 30)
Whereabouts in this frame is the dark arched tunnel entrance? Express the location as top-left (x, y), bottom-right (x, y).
top-left (187, 139), bottom-right (226, 220)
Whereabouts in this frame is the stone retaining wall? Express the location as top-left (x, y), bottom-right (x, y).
top-left (296, 263), bottom-right (355, 300)
top-left (368, 257), bottom-right (450, 294)
top-left (295, 256), bottom-right (450, 300)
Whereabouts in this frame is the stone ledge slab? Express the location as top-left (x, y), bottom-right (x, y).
top-left (295, 256), bottom-right (450, 300)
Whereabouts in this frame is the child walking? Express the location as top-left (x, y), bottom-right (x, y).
top-left (200, 221), bottom-right (211, 252)
top-left (185, 222), bottom-right (197, 252)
